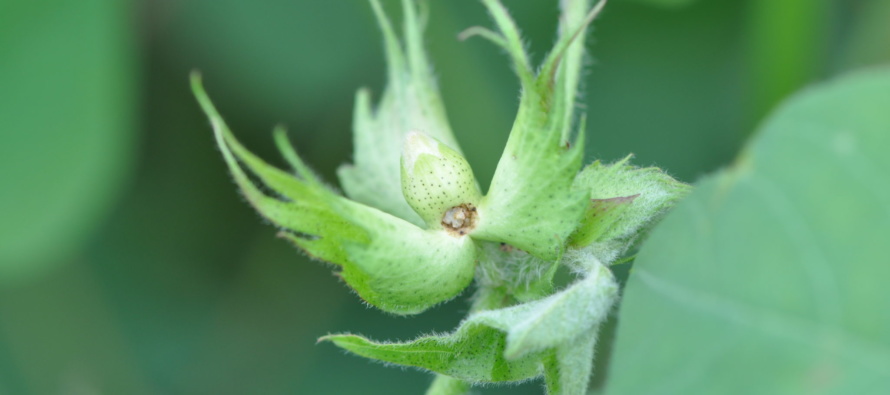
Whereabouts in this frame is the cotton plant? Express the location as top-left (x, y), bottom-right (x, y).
top-left (191, 0), bottom-right (689, 393)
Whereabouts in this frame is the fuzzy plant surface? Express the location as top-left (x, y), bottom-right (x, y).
top-left (192, 0), bottom-right (689, 393)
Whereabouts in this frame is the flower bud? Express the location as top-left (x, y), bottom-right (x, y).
top-left (401, 132), bottom-right (482, 234)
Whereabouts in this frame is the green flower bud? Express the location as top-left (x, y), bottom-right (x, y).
top-left (401, 132), bottom-right (482, 234)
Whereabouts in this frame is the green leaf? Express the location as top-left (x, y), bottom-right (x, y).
top-left (322, 325), bottom-right (545, 384)
top-left (469, 0), bottom-right (602, 261)
top-left (192, 75), bottom-right (475, 315)
top-left (337, 0), bottom-right (463, 227)
top-left (325, 262), bottom-right (617, 385)
top-left (470, 263), bottom-right (618, 360)
top-left (0, 0), bottom-right (136, 283)
top-left (606, 68), bottom-right (890, 393)
top-left (566, 156), bottom-right (690, 268)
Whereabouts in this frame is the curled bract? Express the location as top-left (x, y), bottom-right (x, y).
top-left (193, 0), bottom-right (693, 392)
top-left (192, 74), bottom-right (476, 315)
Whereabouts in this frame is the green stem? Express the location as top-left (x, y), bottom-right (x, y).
top-left (543, 351), bottom-right (562, 394)
top-left (543, 331), bottom-right (599, 395)
top-left (423, 287), bottom-right (510, 395)
top-left (745, 0), bottom-right (830, 135)
top-left (612, 254), bottom-right (636, 266)
top-left (425, 375), bottom-right (471, 395)
top-left (470, 286), bottom-right (510, 313)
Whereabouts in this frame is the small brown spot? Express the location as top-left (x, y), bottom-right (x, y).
top-left (442, 203), bottom-right (478, 237)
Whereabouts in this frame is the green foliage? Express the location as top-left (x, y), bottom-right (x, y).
top-left (469, 0), bottom-right (595, 262)
top-left (325, 262), bottom-right (617, 395)
top-left (628, 0), bottom-right (698, 7)
top-left (746, 0), bottom-right (830, 125)
top-left (3, 0), bottom-right (889, 393)
top-left (193, 0), bottom-right (691, 393)
top-left (189, 0), bottom-right (890, 394)
top-left (469, 264), bottom-right (618, 360)
top-left (193, 75), bottom-right (476, 315)
top-left (606, 68), bottom-right (890, 393)
top-left (567, 156), bottom-right (692, 267)
top-left (324, 263), bottom-right (617, 385)
top-left (0, 0), bottom-right (135, 282)
top-left (338, 0), bottom-right (463, 227)
top-left (843, 0), bottom-right (890, 68)
top-left (324, 326), bottom-right (545, 383)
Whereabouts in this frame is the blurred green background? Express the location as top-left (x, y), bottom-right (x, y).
top-left (0, 0), bottom-right (887, 393)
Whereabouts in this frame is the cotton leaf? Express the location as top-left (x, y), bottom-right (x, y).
top-left (606, 66), bottom-right (890, 395)
top-left (324, 262), bottom-right (616, 384)
top-left (469, 261), bottom-right (618, 359)
top-left (322, 325), bottom-right (545, 384)
top-left (192, 74), bottom-right (475, 316)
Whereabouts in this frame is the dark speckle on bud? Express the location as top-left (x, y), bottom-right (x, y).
top-left (401, 132), bottom-right (482, 229)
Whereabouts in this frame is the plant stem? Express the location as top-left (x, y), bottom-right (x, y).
top-left (425, 375), bottom-right (471, 395)
top-left (543, 332), bottom-right (598, 395)
top-left (424, 287), bottom-right (510, 395)
top-left (470, 286), bottom-right (510, 313)
top-left (745, 0), bottom-right (830, 135)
